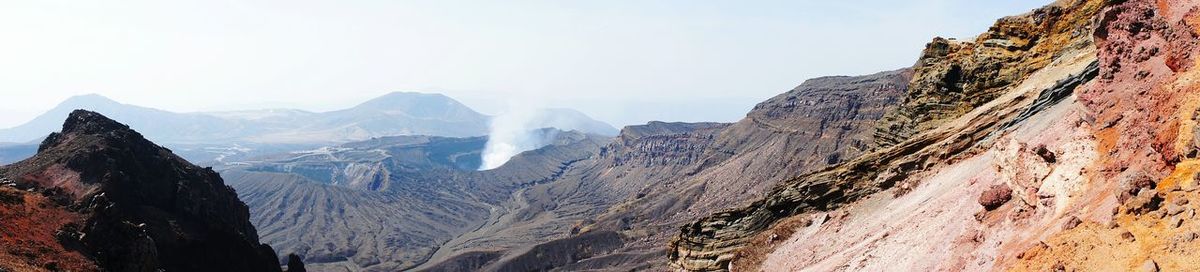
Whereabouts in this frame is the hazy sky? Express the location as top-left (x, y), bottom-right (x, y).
top-left (0, 0), bottom-right (1050, 129)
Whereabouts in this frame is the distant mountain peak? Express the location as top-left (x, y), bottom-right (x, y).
top-left (357, 91), bottom-right (458, 109)
top-left (58, 93), bottom-right (121, 107)
top-left (379, 91), bottom-right (446, 98)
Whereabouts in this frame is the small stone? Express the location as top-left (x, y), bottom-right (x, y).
top-left (1176, 197), bottom-right (1189, 206)
top-left (1035, 144), bottom-right (1057, 163)
top-left (1140, 259), bottom-right (1158, 272)
top-left (1106, 220), bottom-right (1120, 229)
top-left (1121, 231), bottom-right (1136, 242)
top-left (1063, 216), bottom-right (1083, 230)
top-left (1127, 188), bottom-right (1164, 214)
top-left (1168, 203), bottom-right (1186, 215)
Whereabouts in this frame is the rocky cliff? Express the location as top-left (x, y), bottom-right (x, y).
top-left (0, 110), bottom-right (288, 272)
top-left (670, 0), bottom-right (1200, 270)
top-left (874, 0), bottom-right (1101, 148)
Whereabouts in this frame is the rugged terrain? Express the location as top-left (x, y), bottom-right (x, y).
top-left (0, 110), bottom-right (293, 271)
top-left (413, 67), bottom-right (911, 271)
top-left (224, 130), bottom-right (609, 271)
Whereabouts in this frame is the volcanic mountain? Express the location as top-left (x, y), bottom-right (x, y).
top-left (0, 110), bottom-right (296, 271)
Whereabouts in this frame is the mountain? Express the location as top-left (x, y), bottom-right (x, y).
top-left (0, 92), bottom-right (489, 145)
top-left (526, 108), bottom-right (620, 136)
top-left (0, 94), bottom-right (243, 144)
top-left (0, 110), bottom-right (292, 271)
top-left (245, 92), bottom-right (491, 143)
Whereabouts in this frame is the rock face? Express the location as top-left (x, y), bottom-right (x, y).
top-left (874, 0), bottom-right (1099, 148)
top-left (670, 0), bottom-right (1107, 270)
top-left (0, 110), bottom-right (284, 272)
top-left (669, 0), bottom-right (1200, 271)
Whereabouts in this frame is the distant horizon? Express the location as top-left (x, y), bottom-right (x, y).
top-left (1, 0), bottom-right (1051, 129)
top-left (0, 91), bottom-right (629, 131)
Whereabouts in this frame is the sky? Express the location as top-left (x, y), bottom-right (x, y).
top-left (0, 0), bottom-right (1051, 129)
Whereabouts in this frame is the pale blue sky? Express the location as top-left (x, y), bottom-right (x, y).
top-left (0, 0), bottom-right (1051, 128)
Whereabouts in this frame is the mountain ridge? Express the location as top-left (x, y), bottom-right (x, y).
top-left (0, 110), bottom-right (292, 272)
top-left (0, 92), bottom-right (618, 145)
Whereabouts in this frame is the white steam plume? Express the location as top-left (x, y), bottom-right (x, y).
top-left (479, 102), bottom-right (550, 170)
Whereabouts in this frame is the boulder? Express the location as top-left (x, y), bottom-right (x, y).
top-left (979, 184), bottom-right (1014, 211)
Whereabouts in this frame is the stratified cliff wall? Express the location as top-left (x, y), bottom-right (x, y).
top-left (671, 0), bottom-right (1108, 270)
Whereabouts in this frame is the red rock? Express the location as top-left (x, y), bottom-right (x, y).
top-left (979, 184), bottom-right (1014, 211)
top-left (1035, 144), bottom-right (1057, 163)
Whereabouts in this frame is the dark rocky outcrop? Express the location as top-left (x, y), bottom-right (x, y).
top-left (286, 254), bottom-right (306, 272)
top-left (0, 110), bottom-right (284, 272)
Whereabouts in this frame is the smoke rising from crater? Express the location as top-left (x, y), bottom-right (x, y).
top-left (480, 106), bottom-right (541, 170)
top-left (479, 101), bottom-right (621, 170)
